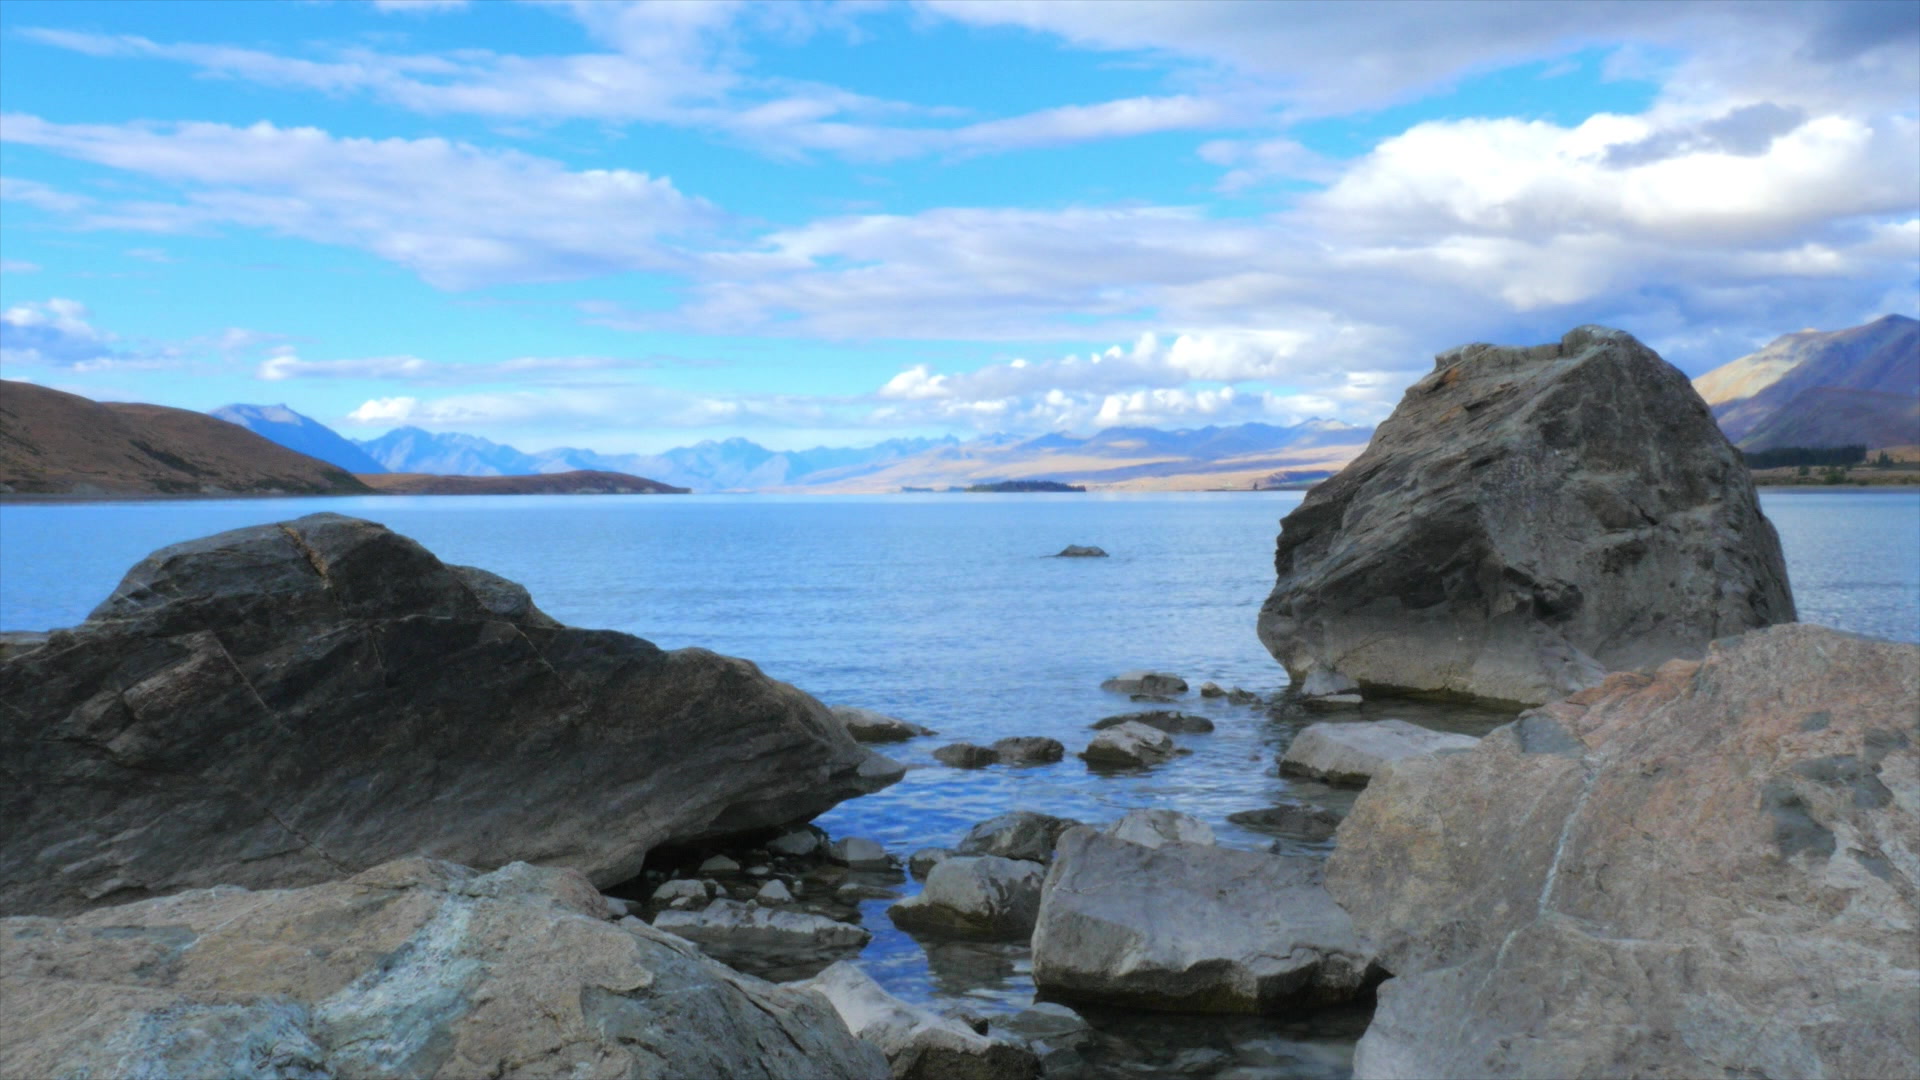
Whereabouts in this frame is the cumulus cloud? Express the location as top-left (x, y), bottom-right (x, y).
top-left (0, 298), bottom-right (119, 367)
top-left (0, 115), bottom-right (718, 289)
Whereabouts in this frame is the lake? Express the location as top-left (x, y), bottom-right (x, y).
top-left (3, 489), bottom-right (1916, 1077)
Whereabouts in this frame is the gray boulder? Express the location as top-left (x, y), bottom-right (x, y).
top-left (0, 514), bottom-right (901, 917)
top-left (654, 898), bottom-right (871, 959)
top-left (1054, 545), bottom-right (1108, 558)
top-left (0, 859), bottom-right (889, 1080)
top-left (1296, 668), bottom-right (1358, 697)
top-left (887, 856), bottom-right (1045, 940)
top-left (793, 962), bottom-right (1040, 1080)
top-left (955, 812), bottom-right (1085, 864)
top-left (1327, 625), bottom-right (1919, 1080)
top-left (1280, 720), bottom-right (1480, 786)
top-left (1100, 671), bottom-right (1188, 695)
top-left (908, 848), bottom-right (955, 880)
top-left (653, 878), bottom-right (712, 906)
top-left (1258, 326), bottom-right (1795, 707)
top-left (1106, 808), bottom-right (1215, 848)
top-left (1080, 721), bottom-right (1178, 769)
top-left (934, 743), bottom-right (1000, 769)
top-left (1090, 710), bottom-right (1215, 734)
top-left (990, 736), bottom-right (1065, 765)
top-left (828, 837), bottom-right (894, 870)
top-left (833, 705), bottom-right (937, 743)
top-left (756, 879), bottom-right (795, 904)
top-left (769, 828), bottom-right (824, 857)
top-left (1031, 828), bottom-right (1378, 1013)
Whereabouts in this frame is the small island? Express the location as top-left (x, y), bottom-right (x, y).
top-left (965, 479), bottom-right (1086, 493)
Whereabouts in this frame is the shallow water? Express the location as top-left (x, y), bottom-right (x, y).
top-left (3, 489), bottom-right (1915, 1077)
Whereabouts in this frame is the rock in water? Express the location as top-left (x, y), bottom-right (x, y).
top-left (1090, 710), bottom-right (1215, 734)
top-left (1258, 326), bottom-right (1794, 707)
top-left (1080, 721), bottom-right (1178, 769)
top-left (989, 736), bottom-right (1065, 765)
top-left (1280, 720), bottom-right (1480, 786)
top-left (1326, 625), bottom-right (1919, 1080)
top-left (793, 962), bottom-right (1039, 1080)
top-left (887, 855), bottom-right (1045, 940)
top-left (0, 513), bottom-right (901, 916)
top-left (832, 705), bottom-right (937, 743)
top-left (955, 812), bottom-right (1084, 864)
top-left (1054, 545), bottom-right (1109, 558)
top-left (1106, 809), bottom-right (1215, 849)
top-left (933, 742), bottom-right (1001, 769)
top-left (0, 859), bottom-right (889, 1080)
top-left (1031, 828), bottom-right (1378, 1013)
top-left (1100, 671), bottom-right (1188, 695)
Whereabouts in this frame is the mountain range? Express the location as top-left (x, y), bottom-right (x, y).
top-left (1691, 314), bottom-right (1918, 451)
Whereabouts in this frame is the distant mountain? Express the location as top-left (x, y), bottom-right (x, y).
top-left (1693, 314), bottom-right (1919, 449)
top-left (355, 426), bottom-right (542, 475)
top-left (356, 470), bottom-right (688, 496)
top-left (0, 381), bottom-right (370, 496)
top-left (209, 403), bottom-right (388, 474)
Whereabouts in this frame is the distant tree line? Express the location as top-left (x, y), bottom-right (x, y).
top-left (1742, 445), bottom-right (1867, 469)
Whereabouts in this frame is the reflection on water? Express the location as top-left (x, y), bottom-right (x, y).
top-left (2, 489), bottom-right (1914, 1078)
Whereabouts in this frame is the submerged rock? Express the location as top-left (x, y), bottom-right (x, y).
top-left (1258, 326), bottom-right (1794, 707)
top-left (1031, 829), bottom-right (1378, 1013)
top-left (1227, 805), bottom-right (1343, 843)
top-left (793, 962), bottom-right (1040, 1080)
top-left (955, 812), bottom-right (1084, 865)
top-left (1090, 710), bottom-right (1215, 734)
top-left (1081, 721), bottom-right (1178, 769)
top-left (1280, 720), bottom-right (1480, 786)
top-left (887, 856), bottom-right (1045, 940)
top-left (934, 742), bottom-right (1001, 769)
top-left (1100, 671), bottom-right (1188, 696)
top-left (0, 859), bottom-right (888, 1080)
top-left (990, 736), bottom-right (1066, 765)
top-left (833, 705), bottom-right (937, 743)
top-left (1198, 681), bottom-right (1225, 698)
top-left (0, 514), bottom-right (901, 916)
top-left (1327, 625), bottom-right (1919, 1080)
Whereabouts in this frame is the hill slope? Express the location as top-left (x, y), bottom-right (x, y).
top-left (1693, 314), bottom-right (1919, 447)
top-left (0, 381), bottom-right (371, 496)
top-left (210, 403), bottom-right (388, 474)
top-left (356, 471), bottom-right (688, 495)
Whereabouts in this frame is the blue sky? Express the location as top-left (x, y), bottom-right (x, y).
top-left (1, 0), bottom-right (1915, 453)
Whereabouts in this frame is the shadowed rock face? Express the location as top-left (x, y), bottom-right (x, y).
top-left (0, 513), bottom-right (899, 916)
top-left (1259, 326), bottom-right (1795, 707)
top-left (0, 858), bottom-right (890, 1080)
top-left (1325, 624), bottom-right (1919, 1080)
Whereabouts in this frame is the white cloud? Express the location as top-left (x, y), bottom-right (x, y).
top-left (261, 351), bottom-right (658, 383)
top-left (0, 297), bottom-right (117, 367)
top-left (371, 0), bottom-right (469, 13)
top-left (0, 115), bottom-right (719, 289)
top-left (0, 259), bottom-right (39, 273)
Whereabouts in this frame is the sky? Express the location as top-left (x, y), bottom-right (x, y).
top-left (0, 0), bottom-right (1915, 454)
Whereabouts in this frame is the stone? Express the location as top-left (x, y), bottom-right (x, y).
top-left (747, 865), bottom-right (772, 877)
top-left (887, 856), bottom-right (1046, 940)
top-left (1129, 693), bottom-right (1176, 704)
top-left (829, 837), bottom-right (894, 869)
top-left (1297, 668), bottom-right (1359, 697)
top-left (1199, 681), bottom-right (1225, 697)
top-left (1225, 689), bottom-right (1262, 706)
top-left (654, 898), bottom-right (871, 959)
top-left (990, 736), bottom-right (1065, 765)
top-left (0, 514), bottom-right (903, 917)
top-left (757, 879), bottom-right (795, 905)
top-left (934, 742), bottom-right (1001, 769)
top-left (954, 812), bottom-right (1085, 864)
top-left (1090, 710), bottom-right (1215, 734)
top-left (653, 878), bottom-right (713, 905)
top-left (1258, 326), bottom-right (1795, 708)
top-left (833, 705), bottom-right (937, 744)
top-left (0, 859), bottom-right (889, 1080)
top-left (793, 962), bottom-right (1041, 1080)
top-left (604, 894), bottom-right (631, 918)
top-left (1080, 721), bottom-right (1178, 769)
top-left (909, 848), bottom-right (954, 880)
top-left (1100, 671), bottom-right (1188, 695)
top-left (1226, 805), bottom-right (1343, 842)
top-left (1031, 829), bottom-right (1378, 1013)
top-left (699, 854), bottom-right (743, 874)
top-left (1106, 809), bottom-right (1215, 849)
top-left (1054, 545), bottom-right (1109, 558)
top-left (836, 883), bottom-right (898, 903)
top-left (1302, 693), bottom-right (1363, 710)
top-left (1326, 625), bottom-right (1919, 1080)
top-left (769, 828), bottom-right (824, 858)
top-left (1280, 720), bottom-right (1480, 786)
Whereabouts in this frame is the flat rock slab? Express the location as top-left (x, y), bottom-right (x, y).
top-left (1031, 828), bottom-right (1378, 1014)
top-left (654, 898), bottom-right (871, 959)
top-left (1100, 672), bottom-right (1188, 695)
top-left (933, 742), bottom-right (1000, 769)
top-left (793, 962), bottom-right (1038, 1080)
top-left (1054, 546), bottom-right (1109, 558)
top-left (0, 514), bottom-right (900, 917)
top-left (0, 859), bottom-right (889, 1080)
top-left (1281, 720), bottom-right (1479, 786)
top-left (1091, 710), bottom-right (1215, 734)
top-left (1327, 624), bottom-right (1920, 1080)
top-left (1227, 805), bottom-right (1343, 842)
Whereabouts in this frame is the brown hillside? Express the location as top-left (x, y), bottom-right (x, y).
top-left (356, 470), bottom-right (689, 495)
top-left (0, 380), bottom-right (371, 496)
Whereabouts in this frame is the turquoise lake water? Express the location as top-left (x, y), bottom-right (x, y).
top-left (3, 489), bottom-right (1915, 1076)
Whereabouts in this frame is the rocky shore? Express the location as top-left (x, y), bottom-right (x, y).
top-left (4, 325), bottom-right (1915, 1080)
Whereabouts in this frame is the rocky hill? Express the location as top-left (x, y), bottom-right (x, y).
top-left (357, 470), bottom-right (689, 495)
top-left (1693, 314), bottom-right (1918, 450)
top-left (0, 381), bottom-right (370, 496)
top-left (209, 402), bottom-right (388, 473)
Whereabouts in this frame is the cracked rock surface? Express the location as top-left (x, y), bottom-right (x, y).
top-left (1326, 624), bottom-right (1920, 1080)
top-left (0, 857), bottom-right (889, 1080)
top-left (0, 513), bottom-right (899, 916)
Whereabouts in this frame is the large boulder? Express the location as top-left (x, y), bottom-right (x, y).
top-left (1031, 828), bottom-right (1378, 1013)
top-left (1280, 720), bottom-right (1480, 786)
top-left (0, 858), bottom-right (889, 1080)
top-left (1258, 326), bottom-right (1795, 707)
top-left (886, 856), bottom-right (1045, 940)
top-left (1326, 625), bottom-right (1919, 1080)
top-left (793, 962), bottom-right (1040, 1080)
top-left (0, 514), bottom-right (901, 916)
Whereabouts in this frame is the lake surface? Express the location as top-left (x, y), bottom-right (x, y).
top-left (3, 489), bottom-right (1916, 1077)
